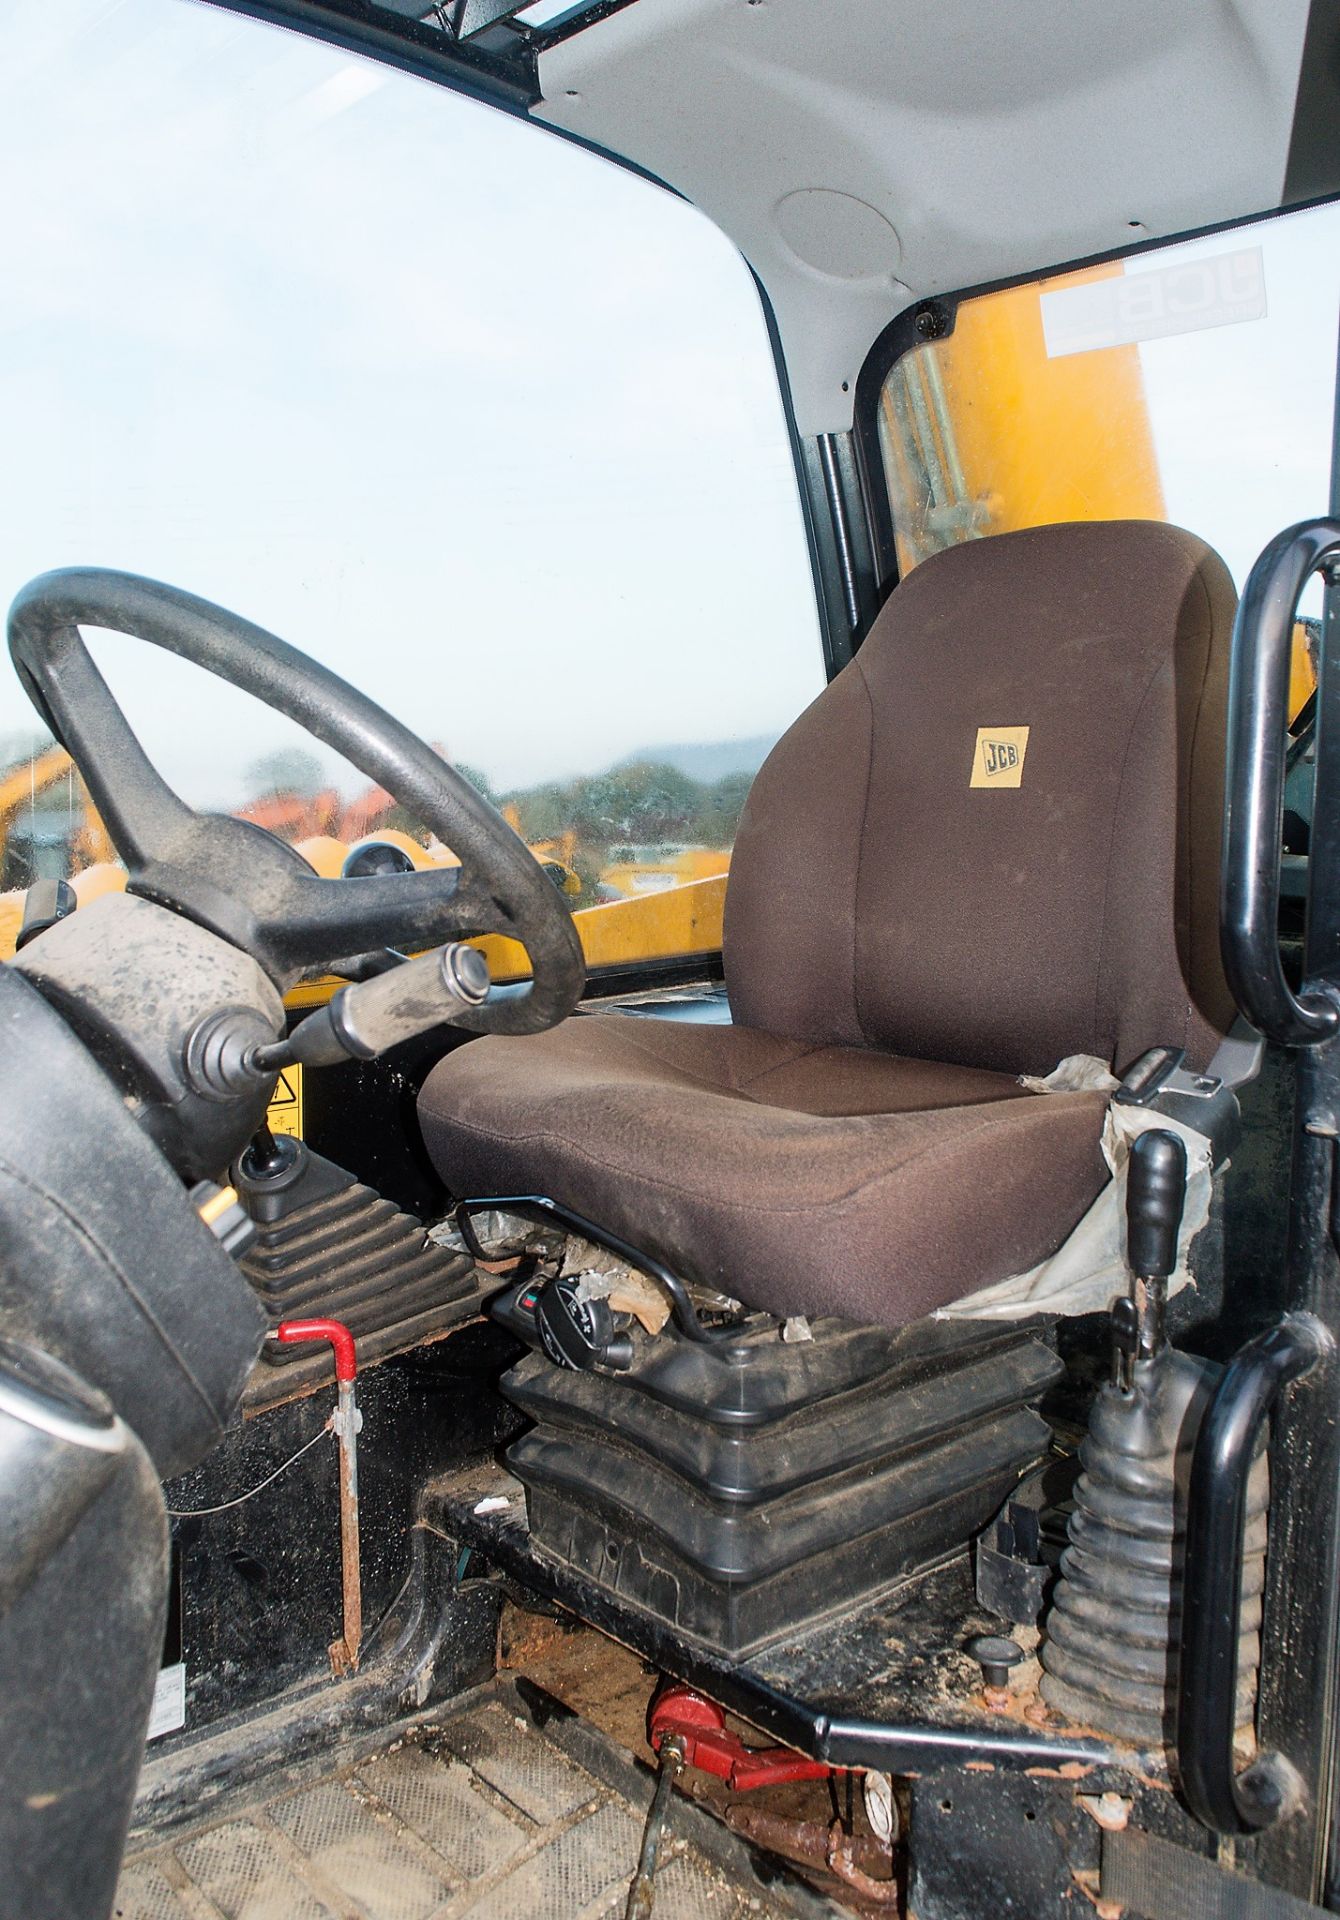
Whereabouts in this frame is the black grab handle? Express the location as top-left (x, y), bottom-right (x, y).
top-left (1222, 519), bottom-right (1340, 1046)
top-left (1176, 1314), bottom-right (1329, 1833)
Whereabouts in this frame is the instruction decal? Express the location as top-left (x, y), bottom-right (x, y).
top-left (266, 1063), bottom-right (304, 1139)
top-left (971, 726), bottom-right (1030, 789)
top-left (1041, 247), bottom-right (1266, 358)
top-left (147, 1663), bottom-right (186, 1742)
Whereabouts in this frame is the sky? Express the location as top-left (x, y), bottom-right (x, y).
top-left (0, 0), bottom-right (1338, 815)
top-left (1136, 204), bottom-right (1340, 604)
top-left (0, 0), bottom-right (823, 808)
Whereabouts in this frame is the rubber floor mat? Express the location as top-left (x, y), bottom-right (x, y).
top-left (116, 1687), bottom-right (805, 1919)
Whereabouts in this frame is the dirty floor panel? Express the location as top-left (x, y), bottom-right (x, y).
top-left (496, 1604), bottom-right (892, 1907)
top-left (115, 1686), bottom-right (808, 1920)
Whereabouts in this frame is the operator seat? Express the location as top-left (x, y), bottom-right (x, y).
top-left (419, 521), bottom-right (1237, 1328)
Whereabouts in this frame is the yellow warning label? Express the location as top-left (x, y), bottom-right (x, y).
top-left (970, 725), bottom-right (1030, 789)
top-left (266, 1064), bottom-right (304, 1139)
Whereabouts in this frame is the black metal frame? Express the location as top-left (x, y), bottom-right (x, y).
top-left (451, 1192), bottom-right (745, 1347)
top-left (1177, 1313), bottom-right (1329, 1833)
top-left (201, 0), bottom-right (644, 114)
top-left (1222, 522), bottom-right (1340, 1044)
top-left (741, 269), bottom-right (857, 684)
top-left (205, 0), bottom-right (539, 111)
top-left (428, 1469), bottom-right (1117, 1778)
top-left (1185, 496), bottom-right (1340, 1898)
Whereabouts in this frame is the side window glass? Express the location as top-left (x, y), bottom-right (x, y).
top-left (0, 0), bottom-right (823, 967)
top-left (876, 205), bottom-right (1340, 596)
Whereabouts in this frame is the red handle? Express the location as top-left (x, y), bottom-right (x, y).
top-left (276, 1317), bottom-right (357, 1382)
top-left (648, 1684), bottom-right (834, 1790)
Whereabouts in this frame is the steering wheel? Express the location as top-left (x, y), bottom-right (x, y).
top-left (8, 569), bottom-right (585, 1032)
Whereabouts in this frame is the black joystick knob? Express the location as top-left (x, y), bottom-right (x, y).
top-left (15, 876), bottom-right (77, 951)
top-left (240, 1124), bottom-right (299, 1182)
top-left (1126, 1129), bottom-right (1187, 1282)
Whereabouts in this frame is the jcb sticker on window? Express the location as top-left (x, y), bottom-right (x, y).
top-left (266, 1064), bottom-right (304, 1138)
top-left (970, 726), bottom-right (1030, 789)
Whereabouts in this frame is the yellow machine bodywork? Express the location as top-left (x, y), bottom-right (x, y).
top-left (879, 264), bottom-right (1165, 572)
top-left (598, 845), bottom-right (731, 900)
top-left (0, 827), bottom-right (727, 1004)
top-left (0, 743), bottom-right (74, 825)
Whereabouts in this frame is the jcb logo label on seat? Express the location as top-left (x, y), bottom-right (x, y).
top-left (970, 725), bottom-right (1030, 788)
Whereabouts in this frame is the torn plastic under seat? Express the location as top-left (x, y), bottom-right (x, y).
top-left (937, 1054), bottom-right (1214, 1323)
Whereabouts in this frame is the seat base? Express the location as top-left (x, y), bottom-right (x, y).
top-left (496, 1309), bottom-right (1062, 1657)
top-left (420, 1455), bottom-right (1140, 1772)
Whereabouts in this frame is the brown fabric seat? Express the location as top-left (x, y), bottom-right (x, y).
top-left (419, 1015), bottom-right (1111, 1325)
top-left (419, 520), bottom-right (1239, 1328)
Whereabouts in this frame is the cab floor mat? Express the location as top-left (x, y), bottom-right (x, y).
top-left (116, 1680), bottom-right (841, 1920)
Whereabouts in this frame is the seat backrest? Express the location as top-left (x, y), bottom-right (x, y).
top-left (725, 520), bottom-right (1238, 1077)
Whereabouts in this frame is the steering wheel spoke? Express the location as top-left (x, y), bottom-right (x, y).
top-left (8, 569), bottom-right (584, 1033)
top-left (12, 608), bottom-right (197, 867)
top-left (255, 867), bottom-right (503, 969)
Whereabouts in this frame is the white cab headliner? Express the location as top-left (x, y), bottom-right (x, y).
top-left (536, 0), bottom-right (1313, 433)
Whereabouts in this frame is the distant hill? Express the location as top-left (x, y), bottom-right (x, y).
top-left (615, 734), bottom-right (778, 783)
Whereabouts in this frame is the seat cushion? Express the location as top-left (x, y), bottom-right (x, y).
top-left (418, 1015), bottom-right (1110, 1328)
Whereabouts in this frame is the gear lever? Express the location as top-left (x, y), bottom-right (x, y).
top-left (1113, 1128), bottom-right (1187, 1388)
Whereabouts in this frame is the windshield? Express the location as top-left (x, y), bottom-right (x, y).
top-left (0, 0), bottom-right (822, 959)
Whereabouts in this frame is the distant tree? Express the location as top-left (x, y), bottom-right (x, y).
top-left (692, 770), bottom-right (753, 846)
top-left (455, 762), bottom-right (501, 809)
top-left (498, 758), bottom-right (750, 907)
top-left (243, 746), bottom-right (324, 799)
top-left (572, 762), bottom-right (701, 845)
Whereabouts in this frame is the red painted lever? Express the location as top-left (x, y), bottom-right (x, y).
top-left (648, 1685), bottom-right (835, 1791)
top-left (276, 1317), bottom-right (357, 1382)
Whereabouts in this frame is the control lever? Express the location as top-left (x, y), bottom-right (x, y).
top-left (1043, 1125), bottom-right (1221, 1745)
top-left (273, 1318), bottom-right (363, 1675)
top-left (254, 941), bottom-right (491, 1071)
top-left (1114, 1128), bottom-right (1186, 1388)
top-left (183, 943), bottom-right (492, 1101)
top-left (15, 877), bottom-right (76, 951)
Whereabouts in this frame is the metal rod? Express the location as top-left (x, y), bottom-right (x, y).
top-left (273, 1319), bottom-right (364, 1675)
top-left (331, 1376), bottom-right (363, 1675)
top-left (1135, 1273), bottom-right (1168, 1363)
top-left (624, 1738), bottom-right (683, 1920)
top-left (817, 432), bottom-right (863, 638)
top-left (812, 1713), bottom-right (1112, 1772)
top-left (452, 1194), bottom-right (744, 1349)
